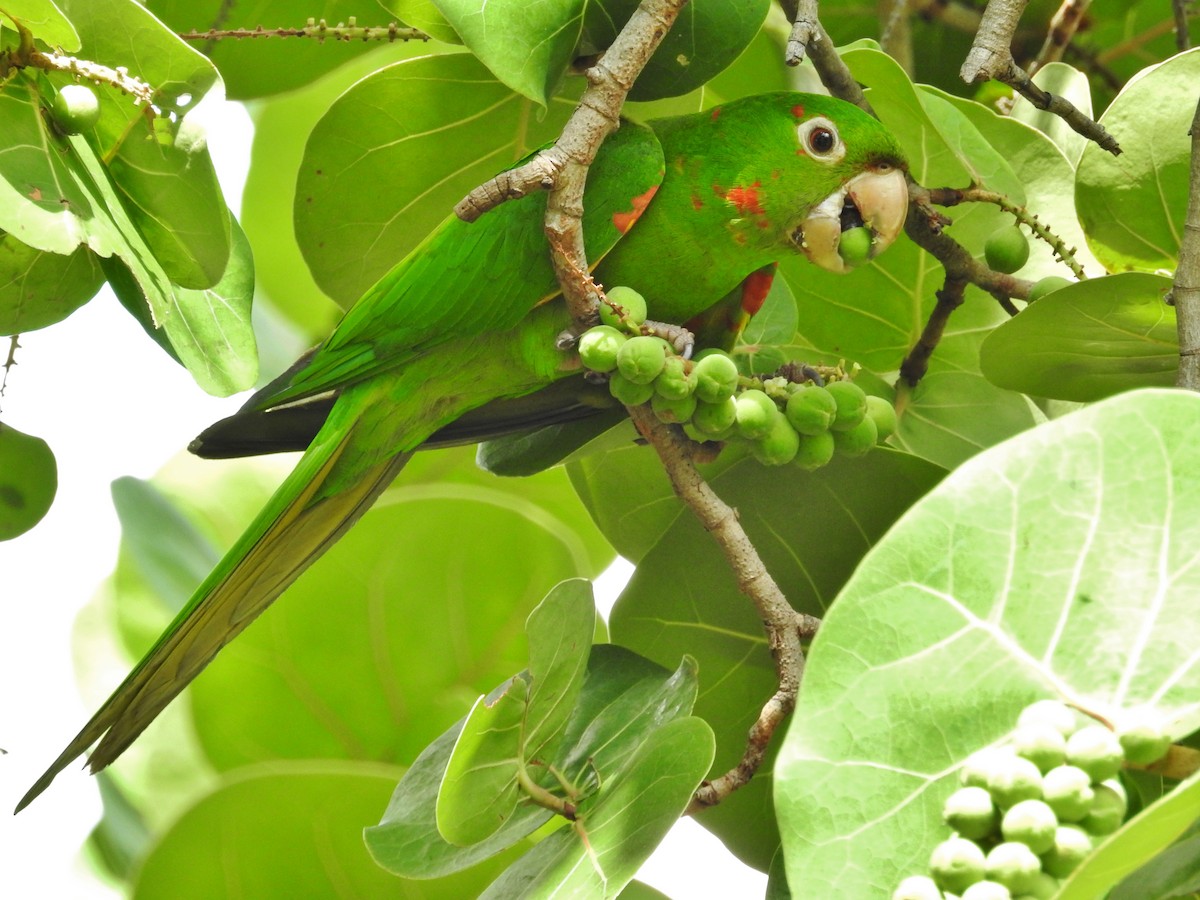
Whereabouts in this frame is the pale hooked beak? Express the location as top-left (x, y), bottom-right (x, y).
top-left (792, 165), bottom-right (908, 273)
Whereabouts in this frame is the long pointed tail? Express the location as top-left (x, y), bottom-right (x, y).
top-left (18, 429), bottom-right (410, 812)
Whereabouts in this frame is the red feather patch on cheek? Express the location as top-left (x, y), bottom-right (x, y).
top-left (724, 181), bottom-right (764, 216)
top-left (611, 185), bottom-right (658, 235)
top-left (711, 107), bottom-right (722, 122)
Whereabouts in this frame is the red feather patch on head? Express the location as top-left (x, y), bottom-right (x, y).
top-left (612, 185), bottom-right (658, 235)
top-left (791, 104), bottom-right (805, 119)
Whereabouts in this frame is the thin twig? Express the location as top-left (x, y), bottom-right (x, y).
top-left (1028, 0), bottom-right (1091, 76)
top-left (625, 406), bottom-right (811, 813)
top-left (178, 18), bottom-right (429, 44)
top-left (783, 1), bottom-right (872, 111)
top-left (1173, 96), bottom-right (1200, 391)
top-left (0, 335), bottom-right (18, 399)
top-left (1175, 0), bottom-right (1194, 52)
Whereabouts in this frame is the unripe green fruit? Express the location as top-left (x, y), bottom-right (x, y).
top-left (682, 421), bottom-right (735, 443)
top-left (785, 385), bottom-right (837, 435)
top-left (1080, 781), bottom-right (1126, 835)
top-left (651, 392), bottom-right (696, 425)
top-left (1013, 723), bottom-right (1067, 773)
top-left (693, 397), bottom-right (738, 435)
top-left (1065, 726), bottom-right (1124, 783)
top-left (961, 880), bottom-right (1012, 900)
top-left (654, 356), bottom-right (695, 400)
top-left (601, 285), bottom-right (648, 327)
top-left (1017, 700), bottom-right (1078, 739)
top-left (1041, 765), bottom-right (1094, 822)
top-left (1001, 800), bottom-right (1058, 854)
top-left (838, 226), bottom-right (873, 267)
top-left (1027, 276), bottom-right (1072, 303)
top-left (616, 335), bottom-right (668, 385)
top-left (892, 875), bottom-right (942, 900)
top-left (943, 786), bottom-right (998, 840)
top-left (984, 842), bottom-right (1042, 894)
top-left (51, 84), bottom-right (101, 134)
top-left (1040, 824), bottom-right (1092, 878)
top-left (608, 371), bottom-right (655, 406)
top-left (826, 380), bottom-right (868, 431)
top-left (751, 410), bottom-right (801, 466)
top-left (984, 224), bottom-right (1030, 274)
top-left (794, 430), bottom-right (836, 471)
top-left (1016, 872), bottom-right (1061, 900)
top-left (832, 414), bottom-right (878, 458)
top-left (692, 352), bottom-right (740, 403)
top-left (734, 390), bottom-right (779, 440)
top-left (0, 423), bottom-right (58, 540)
top-left (865, 394), bottom-right (897, 441)
top-left (931, 836), bottom-right (987, 894)
top-left (961, 748), bottom-right (1016, 789)
top-left (578, 325), bottom-right (626, 372)
top-left (1117, 713), bottom-right (1172, 765)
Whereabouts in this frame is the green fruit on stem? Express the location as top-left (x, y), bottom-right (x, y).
top-left (608, 371), bottom-right (655, 406)
top-left (616, 335), bottom-right (668, 385)
top-left (865, 394), bottom-right (897, 441)
top-left (984, 842), bottom-right (1042, 894)
top-left (1027, 276), bottom-right (1072, 303)
top-left (51, 84), bottom-right (101, 134)
top-left (832, 414), bottom-right (878, 458)
top-left (1017, 700), bottom-right (1078, 738)
top-left (751, 410), bottom-right (800, 465)
top-left (578, 325), bottom-right (626, 372)
top-left (826, 380), bottom-right (868, 431)
top-left (961, 880), bottom-right (1013, 900)
top-left (734, 390), bottom-right (778, 440)
top-left (892, 875), bottom-right (942, 900)
top-left (984, 224), bottom-right (1030, 274)
top-left (1080, 780), bottom-right (1126, 835)
top-left (1018, 871), bottom-right (1061, 900)
top-left (1041, 765), bottom-right (1094, 822)
top-left (838, 226), bottom-right (873, 266)
top-left (654, 355), bottom-right (695, 400)
top-left (961, 748), bottom-right (1016, 789)
top-left (1117, 713), bottom-right (1172, 765)
top-left (785, 384), bottom-right (837, 435)
top-left (1013, 723), bottom-right (1067, 773)
top-left (1001, 800), bottom-right (1058, 854)
top-left (692, 352), bottom-right (740, 403)
top-left (651, 392), bottom-right (696, 425)
top-left (1065, 726), bottom-right (1124, 783)
top-left (794, 430), bottom-right (836, 471)
top-left (0, 423), bottom-right (58, 540)
top-left (1040, 825), bottom-right (1092, 878)
top-left (943, 786), bottom-right (998, 840)
top-left (930, 836), bottom-right (987, 894)
top-left (600, 285), bottom-right (648, 327)
top-left (693, 397), bottom-right (738, 435)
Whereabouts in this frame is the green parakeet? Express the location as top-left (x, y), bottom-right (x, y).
top-left (19, 92), bottom-right (907, 810)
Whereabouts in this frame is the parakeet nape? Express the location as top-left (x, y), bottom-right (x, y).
top-left (19, 92), bottom-right (907, 810)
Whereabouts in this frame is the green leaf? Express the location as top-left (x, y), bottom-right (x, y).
top-left (294, 53), bottom-right (578, 305)
top-left (433, 0), bottom-right (584, 106)
top-left (1109, 824), bottom-right (1200, 899)
top-left (0, 0), bottom-right (79, 49)
top-left (0, 231), bottom-right (102, 333)
top-left (479, 716), bottom-right (715, 899)
top-left (980, 272), bottom-right (1177, 401)
top-left (1076, 48), bottom-right (1200, 273)
top-left (366, 644), bottom-right (699, 878)
top-left (775, 389), bottom-right (1200, 897)
top-left (523, 579), bottom-right (596, 760)
top-left (86, 772), bottom-right (150, 882)
top-left (382, 0), bottom-right (462, 44)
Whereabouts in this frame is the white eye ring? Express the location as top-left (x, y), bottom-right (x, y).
top-left (797, 117), bottom-right (844, 164)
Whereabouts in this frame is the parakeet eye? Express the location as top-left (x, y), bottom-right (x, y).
top-left (797, 117), bottom-right (845, 164)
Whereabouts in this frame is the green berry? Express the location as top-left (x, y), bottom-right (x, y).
top-left (1017, 701), bottom-right (1078, 739)
top-left (654, 356), bottom-right (695, 400)
top-left (838, 226), bottom-right (873, 267)
top-left (616, 335), bottom-right (668, 385)
top-left (943, 786), bottom-right (998, 840)
top-left (930, 836), bottom-right (987, 894)
top-left (1014, 872), bottom-right (1060, 899)
top-left (1080, 780), bottom-right (1126, 835)
top-left (692, 352), bottom-right (740, 403)
top-left (1065, 726), bottom-right (1124, 783)
top-left (1041, 765), bottom-right (1094, 822)
top-left (984, 224), bottom-right (1030, 274)
top-left (961, 881), bottom-right (1012, 900)
top-left (751, 410), bottom-right (801, 466)
top-left (734, 390), bottom-right (779, 440)
top-left (1027, 276), bottom-right (1072, 303)
top-left (1013, 724), bottom-right (1067, 773)
top-left (601, 285), bottom-right (648, 327)
top-left (1001, 800), bottom-right (1058, 854)
top-left (832, 414), bottom-right (878, 459)
top-left (608, 371), bottom-right (655, 406)
top-left (651, 392), bottom-right (696, 425)
top-left (1040, 824), bottom-right (1092, 878)
top-left (826, 380), bottom-right (868, 431)
top-left (785, 385), bottom-right (838, 435)
top-left (795, 430), bottom-right (836, 471)
top-left (1117, 713), bottom-right (1172, 765)
top-left (51, 84), bottom-right (101, 135)
top-left (865, 394), bottom-right (897, 441)
top-left (984, 842), bottom-right (1042, 894)
top-left (692, 397), bottom-right (738, 435)
top-left (0, 423), bottom-right (58, 540)
top-left (892, 875), bottom-right (942, 900)
top-left (961, 748), bottom-right (1016, 789)
top-left (578, 325), bottom-right (626, 373)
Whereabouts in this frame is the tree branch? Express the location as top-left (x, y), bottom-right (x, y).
top-left (1173, 96), bottom-right (1200, 390)
top-left (177, 18), bottom-right (429, 44)
top-left (1028, 0), bottom-right (1091, 76)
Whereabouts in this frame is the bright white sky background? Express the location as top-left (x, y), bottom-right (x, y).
top-left (0, 101), bottom-right (767, 898)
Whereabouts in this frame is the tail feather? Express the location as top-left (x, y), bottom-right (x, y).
top-left (17, 431), bottom-right (410, 812)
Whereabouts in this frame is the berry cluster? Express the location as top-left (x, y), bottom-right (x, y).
top-left (894, 701), bottom-right (1172, 900)
top-left (577, 287), bottom-right (895, 469)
